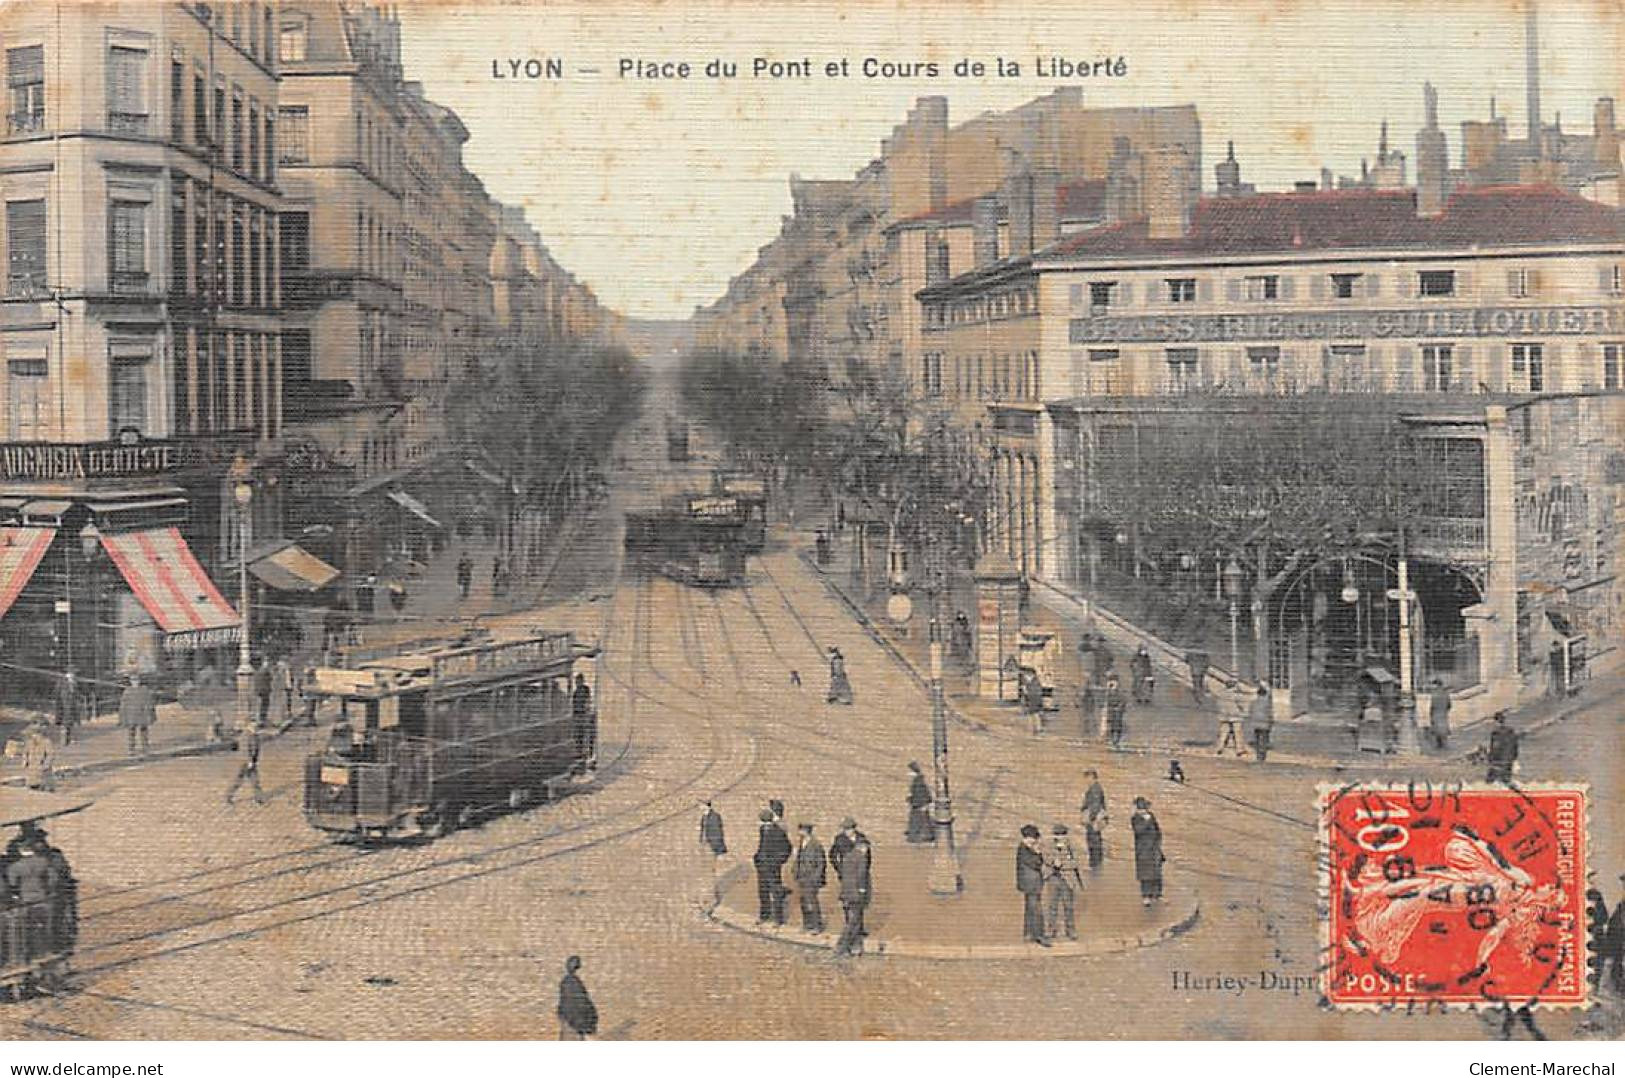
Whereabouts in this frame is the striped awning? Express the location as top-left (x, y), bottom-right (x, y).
top-left (0, 526), bottom-right (55, 621)
top-left (249, 542), bottom-right (340, 592)
top-left (100, 527), bottom-right (240, 647)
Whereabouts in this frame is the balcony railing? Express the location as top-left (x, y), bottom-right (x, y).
top-left (1412, 515), bottom-right (1488, 552)
top-left (110, 270), bottom-right (151, 296)
top-left (6, 111), bottom-right (45, 136)
top-left (6, 273), bottom-right (48, 299)
top-left (107, 111), bottom-right (149, 136)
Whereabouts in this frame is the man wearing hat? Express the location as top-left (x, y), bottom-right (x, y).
top-left (1080, 771), bottom-right (1108, 869)
top-left (119, 672), bottom-right (157, 756)
top-left (792, 823), bottom-right (827, 934)
top-left (1486, 712), bottom-right (1520, 783)
top-left (1043, 824), bottom-right (1083, 941)
top-left (832, 818), bottom-right (871, 957)
top-left (555, 955), bottom-right (598, 1040)
top-left (753, 808), bottom-right (792, 925)
top-left (1016, 824), bottom-right (1049, 946)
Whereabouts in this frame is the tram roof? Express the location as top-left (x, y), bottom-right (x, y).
top-left (313, 630), bottom-right (585, 697)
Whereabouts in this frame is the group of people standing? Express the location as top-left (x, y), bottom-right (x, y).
top-left (0, 822), bottom-right (77, 990)
top-left (1014, 774), bottom-right (1165, 947)
top-left (1075, 634), bottom-right (1155, 748)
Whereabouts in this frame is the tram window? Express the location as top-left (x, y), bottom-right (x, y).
top-left (397, 692), bottom-right (427, 737)
top-left (519, 679), bottom-right (549, 722)
top-left (432, 701), bottom-right (456, 740)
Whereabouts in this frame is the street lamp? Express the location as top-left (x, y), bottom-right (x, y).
top-left (1222, 556), bottom-right (1244, 676)
top-left (230, 457), bottom-right (254, 732)
top-left (924, 537), bottom-right (962, 896)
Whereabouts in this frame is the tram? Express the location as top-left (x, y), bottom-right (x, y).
top-left (713, 473), bottom-right (768, 552)
top-left (302, 631), bottom-right (599, 842)
top-left (0, 789), bottom-right (87, 1000)
top-left (624, 506), bottom-right (748, 587)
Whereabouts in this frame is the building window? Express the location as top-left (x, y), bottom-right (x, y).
top-left (1088, 281), bottom-right (1116, 315)
top-left (106, 44), bottom-right (149, 135)
top-left (1330, 273), bottom-right (1361, 299)
top-left (169, 189), bottom-right (187, 294)
top-left (1166, 347), bottom-right (1198, 390)
top-left (264, 113), bottom-right (275, 183)
top-left (278, 105), bottom-right (308, 163)
top-left (173, 332), bottom-right (190, 434)
top-left (6, 45), bottom-right (46, 135)
top-left (1165, 278), bottom-right (1196, 304)
top-left (192, 72), bottom-right (207, 146)
top-left (231, 94), bottom-right (244, 171)
top-left (5, 199), bottom-right (47, 295)
top-left (210, 334), bottom-right (229, 431)
top-left (248, 104), bottom-right (260, 180)
top-left (1511, 342), bottom-right (1544, 391)
top-left (108, 200), bottom-right (148, 294)
top-left (1247, 346), bottom-right (1280, 386)
top-left (1603, 343), bottom-right (1621, 390)
top-left (249, 1), bottom-right (261, 56)
top-left (1507, 268), bottom-right (1530, 298)
top-left (193, 195), bottom-right (210, 302)
top-left (1421, 343), bottom-right (1455, 391)
top-left (248, 214), bottom-right (261, 307)
top-left (170, 59), bottom-right (185, 142)
top-left (279, 21), bottom-right (308, 63)
top-left (230, 204), bottom-right (245, 307)
top-left (212, 84), bottom-right (225, 158)
top-left (213, 203), bottom-right (226, 301)
top-left (264, 8), bottom-right (275, 65)
top-left (1326, 344), bottom-right (1368, 391)
top-left (109, 354), bottom-right (149, 434)
top-left (7, 357), bottom-right (49, 439)
top-left (1418, 269), bottom-right (1455, 297)
top-left (234, 334), bottom-right (248, 427)
top-left (1609, 264), bottom-right (1623, 296)
top-left (1244, 275), bottom-right (1278, 301)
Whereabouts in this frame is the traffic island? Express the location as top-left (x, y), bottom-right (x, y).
top-left (705, 839), bottom-right (1199, 960)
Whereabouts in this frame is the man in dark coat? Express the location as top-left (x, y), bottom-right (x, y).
top-left (455, 553), bottom-right (473, 600)
top-left (53, 672), bottom-right (81, 746)
top-left (119, 673), bottom-right (157, 756)
top-left (1090, 636), bottom-right (1114, 684)
top-left (6, 831), bottom-right (55, 964)
top-left (1186, 650), bottom-right (1210, 705)
top-left (1131, 797), bottom-right (1165, 906)
top-left (753, 810), bottom-right (792, 924)
top-left (1247, 686), bottom-right (1273, 762)
top-left (1131, 645), bottom-right (1154, 704)
top-left (556, 955), bottom-right (598, 1040)
top-left (1487, 712), bottom-right (1520, 783)
top-left (252, 657), bottom-right (273, 727)
top-left (1104, 674), bottom-right (1127, 748)
top-left (698, 800), bottom-right (726, 904)
top-left (792, 823), bottom-right (827, 933)
top-left (905, 762), bottom-right (934, 843)
top-left (829, 819), bottom-right (855, 876)
top-left (833, 819), bottom-right (871, 957)
top-left (1016, 824), bottom-right (1049, 945)
top-left (1428, 679), bottom-right (1452, 751)
top-left (1080, 771), bottom-right (1108, 869)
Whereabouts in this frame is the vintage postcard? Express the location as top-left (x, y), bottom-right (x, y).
top-left (0, 0), bottom-right (1619, 1057)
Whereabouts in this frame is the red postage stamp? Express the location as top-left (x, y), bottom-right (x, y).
top-left (1319, 782), bottom-right (1588, 1009)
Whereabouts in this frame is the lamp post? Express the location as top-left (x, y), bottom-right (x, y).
top-left (924, 535), bottom-right (962, 896)
top-left (1223, 556), bottom-right (1244, 676)
top-left (230, 457), bottom-right (254, 732)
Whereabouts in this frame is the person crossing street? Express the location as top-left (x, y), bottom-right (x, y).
top-left (225, 722), bottom-right (266, 806)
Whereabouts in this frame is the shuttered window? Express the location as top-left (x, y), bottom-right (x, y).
top-left (108, 201), bottom-right (147, 292)
top-left (6, 199), bottom-right (47, 294)
top-left (7, 357), bottom-right (49, 440)
top-left (7, 45), bottom-right (45, 133)
top-left (107, 45), bottom-right (147, 133)
top-left (109, 354), bottom-right (149, 434)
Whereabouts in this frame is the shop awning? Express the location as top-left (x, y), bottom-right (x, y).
top-left (99, 527), bottom-right (240, 651)
top-left (386, 490), bottom-right (443, 530)
top-left (248, 541), bottom-right (340, 593)
top-left (0, 526), bottom-right (55, 621)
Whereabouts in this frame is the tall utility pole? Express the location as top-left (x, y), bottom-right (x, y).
top-left (925, 477), bottom-right (961, 895)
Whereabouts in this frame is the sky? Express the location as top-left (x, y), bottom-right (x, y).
top-left (396, 0), bottom-right (1623, 321)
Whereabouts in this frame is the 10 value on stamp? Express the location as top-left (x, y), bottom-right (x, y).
top-left (1320, 782), bottom-right (1588, 1009)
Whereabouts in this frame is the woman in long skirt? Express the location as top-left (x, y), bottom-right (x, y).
top-left (826, 647), bottom-right (854, 705)
top-left (1131, 797), bottom-right (1165, 907)
top-left (905, 762), bottom-right (934, 843)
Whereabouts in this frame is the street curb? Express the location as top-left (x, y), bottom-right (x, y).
top-left (1, 735), bottom-right (231, 787)
top-left (704, 889), bottom-right (1202, 961)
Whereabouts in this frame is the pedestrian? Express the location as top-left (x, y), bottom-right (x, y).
top-left (825, 646), bottom-right (854, 706)
top-left (905, 761), bottom-right (934, 843)
top-left (1077, 671), bottom-right (1095, 739)
top-left (1131, 797), bottom-right (1165, 907)
top-left (1043, 824), bottom-right (1083, 941)
top-left (753, 809), bottom-right (791, 925)
top-left (1216, 701), bottom-right (1247, 757)
top-left (1105, 673), bottom-right (1127, 748)
top-left (252, 656), bottom-right (273, 727)
top-left (1016, 824), bottom-right (1049, 946)
top-left (53, 671), bottom-right (80, 747)
top-left (1428, 679), bottom-right (1452, 751)
top-left (456, 553), bottom-right (473, 600)
top-left (1247, 685), bottom-right (1273, 763)
top-left (789, 669), bottom-right (802, 688)
top-left (300, 663), bottom-right (322, 726)
top-left (224, 722), bottom-right (266, 806)
top-left (1186, 650), bottom-right (1210, 705)
top-left (555, 955), bottom-right (598, 1040)
top-left (274, 655), bottom-right (294, 726)
top-left (1131, 645), bottom-right (1154, 704)
top-left (1167, 759), bottom-right (1186, 784)
top-left (21, 724), bottom-right (55, 792)
top-left (1090, 635), bottom-right (1114, 685)
top-left (6, 828), bottom-right (54, 972)
top-left (491, 555), bottom-right (505, 596)
top-left (119, 672), bottom-right (156, 756)
top-left (1606, 873), bottom-right (1625, 994)
top-left (832, 818), bottom-right (871, 957)
top-left (1080, 771), bottom-right (1108, 869)
top-left (1486, 711), bottom-right (1520, 783)
top-left (792, 823), bottom-right (827, 934)
top-left (1021, 667), bottom-right (1045, 735)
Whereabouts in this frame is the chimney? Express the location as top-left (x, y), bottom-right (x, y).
top-left (1105, 137), bottom-right (1140, 224)
top-left (1031, 167), bottom-right (1061, 250)
top-left (971, 196), bottom-right (1000, 267)
top-left (1596, 98), bottom-right (1620, 168)
top-left (1319, 167), bottom-right (1333, 191)
top-left (1416, 82), bottom-right (1449, 217)
top-left (1143, 145), bottom-right (1194, 240)
top-left (1002, 149), bottom-right (1035, 257)
top-left (1215, 140), bottom-right (1242, 197)
top-left (1526, 0), bottom-right (1542, 148)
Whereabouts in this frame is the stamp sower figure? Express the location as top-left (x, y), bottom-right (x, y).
top-left (1131, 797), bottom-right (1165, 907)
top-left (1486, 711), bottom-right (1520, 783)
top-left (753, 809), bottom-right (791, 925)
top-left (1606, 872), bottom-right (1625, 995)
top-left (119, 672), bottom-right (156, 756)
top-left (1247, 685), bottom-right (1273, 763)
top-left (1043, 823), bottom-right (1083, 941)
top-left (225, 722), bottom-right (266, 806)
top-left (556, 955), bottom-right (598, 1040)
top-left (905, 761), bottom-right (934, 843)
top-left (832, 818), bottom-right (871, 957)
top-left (1080, 771), bottom-right (1108, 869)
top-left (825, 646), bottom-right (854, 706)
top-left (1428, 679), bottom-right (1452, 751)
top-left (792, 823), bottom-right (827, 934)
top-left (1016, 824), bottom-right (1049, 946)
